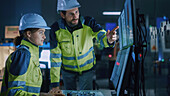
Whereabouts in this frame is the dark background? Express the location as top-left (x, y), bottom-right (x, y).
top-left (1, 0), bottom-right (170, 95)
top-left (0, 0), bottom-right (170, 42)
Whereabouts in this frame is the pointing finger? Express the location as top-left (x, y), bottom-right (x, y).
top-left (113, 26), bottom-right (119, 31)
top-left (111, 26), bottom-right (119, 34)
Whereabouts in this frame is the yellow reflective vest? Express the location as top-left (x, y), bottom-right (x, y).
top-left (49, 16), bottom-right (114, 87)
top-left (1, 39), bottom-right (42, 96)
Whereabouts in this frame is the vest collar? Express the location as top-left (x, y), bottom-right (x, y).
top-left (20, 38), bottom-right (39, 49)
top-left (22, 38), bottom-right (38, 47)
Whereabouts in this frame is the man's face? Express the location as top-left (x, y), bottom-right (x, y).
top-left (61, 7), bottom-right (79, 27)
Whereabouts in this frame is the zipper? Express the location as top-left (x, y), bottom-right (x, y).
top-left (72, 32), bottom-right (81, 74)
top-left (72, 35), bottom-right (74, 44)
top-left (66, 26), bottom-right (74, 45)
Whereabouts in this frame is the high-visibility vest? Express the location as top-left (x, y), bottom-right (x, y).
top-left (1, 39), bottom-right (42, 96)
top-left (50, 16), bottom-right (115, 87)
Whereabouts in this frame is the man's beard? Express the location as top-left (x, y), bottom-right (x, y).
top-left (69, 19), bottom-right (79, 27)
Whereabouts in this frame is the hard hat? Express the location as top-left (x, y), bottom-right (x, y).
top-left (57, 0), bottom-right (81, 12)
top-left (19, 13), bottom-right (50, 31)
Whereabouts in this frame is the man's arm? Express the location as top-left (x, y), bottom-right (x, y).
top-left (84, 16), bottom-right (117, 48)
top-left (49, 22), bottom-right (62, 91)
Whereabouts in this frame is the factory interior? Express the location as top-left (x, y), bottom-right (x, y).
top-left (0, 0), bottom-right (170, 96)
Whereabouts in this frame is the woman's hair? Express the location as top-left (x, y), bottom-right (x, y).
top-left (13, 28), bottom-right (39, 46)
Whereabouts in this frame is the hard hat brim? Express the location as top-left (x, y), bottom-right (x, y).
top-left (19, 26), bottom-right (51, 31)
top-left (58, 5), bottom-right (81, 12)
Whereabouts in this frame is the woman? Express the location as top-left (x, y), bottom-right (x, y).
top-left (0, 13), bottom-right (50, 96)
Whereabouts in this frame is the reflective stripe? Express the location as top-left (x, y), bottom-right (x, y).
top-left (63, 47), bottom-right (94, 60)
top-left (63, 64), bottom-right (78, 69)
top-left (8, 81), bottom-right (40, 93)
top-left (97, 31), bottom-right (105, 40)
top-left (77, 47), bottom-right (93, 60)
top-left (51, 62), bottom-right (62, 67)
top-left (79, 58), bottom-right (94, 68)
top-left (63, 57), bottom-right (94, 69)
top-left (97, 31), bottom-right (107, 47)
top-left (9, 88), bottom-right (21, 96)
top-left (8, 81), bottom-right (26, 88)
top-left (63, 56), bottom-right (75, 60)
top-left (100, 35), bottom-right (106, 47)
top-left (50, 53), bottom-right (62, 58)
top-left (3, 81), bottom-right (40, 94)
top-left (21, 86), bottom-right (41, 93)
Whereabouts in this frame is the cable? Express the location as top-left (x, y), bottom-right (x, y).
top-left (135, 9), bottom-right (148, 96)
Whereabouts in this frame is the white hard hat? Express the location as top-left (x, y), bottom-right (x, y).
top-left (19, 13), bottom-right (50, 31)
top-left (57, 0), bottom-right (81, 12)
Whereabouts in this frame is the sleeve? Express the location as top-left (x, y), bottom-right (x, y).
top-left (49, 22), bottom-right (62, 87)
top-left (84, 16), bottom-right (115, 48)
top-left (7, 48), bottom-right (32, 96)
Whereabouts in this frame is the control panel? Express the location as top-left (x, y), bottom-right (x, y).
top-left (62, 90), bottom-right (104, 96)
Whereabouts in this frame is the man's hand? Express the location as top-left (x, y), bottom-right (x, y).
top-left (106, 26), bottom-right (119, 44)
top-left (40, 92), bottom-right (65, 96)
top-left (49, 87), bottom-right (65, 96)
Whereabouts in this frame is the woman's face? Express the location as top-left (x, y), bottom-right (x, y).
top-left (27, 28), bottom-right (46, 46)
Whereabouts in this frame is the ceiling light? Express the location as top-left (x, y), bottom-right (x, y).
top-left (103, 12), bottom-right (121, 15)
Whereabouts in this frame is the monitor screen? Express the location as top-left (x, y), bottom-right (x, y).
top-left (118, 0), bottom-right (134, 50)
top-left (39, 49), bottom-right (51, 69)
top-left (110, 47), bottom-right (130, 89)
top-left (120, 9), bottom-right (128, 48)
top-left (39, 42), bottom-right (51, 69)
top-left (124, 0), bottom-right (134, 46)
top-left (110, 50), bottom-right (122, 89)
top-left (118, 17), bottom-right (123, 50)
top-left (116, 47), bottom-right (132, 96)
top-left (110, 0), bottom-right (136, 95)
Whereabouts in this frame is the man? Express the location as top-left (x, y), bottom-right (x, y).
top-left (49, 0), bottom-right (118, 92)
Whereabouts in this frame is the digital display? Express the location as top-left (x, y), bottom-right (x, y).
top-left (120, 10), bottom-right (128, 48)
top-left (116, 47), bottom-right (131, 96)
top-left (110, 51), bottom-right (122, 89)
top-left (118, 17), bottom-right (123, 50)
top-left (39, 49), bottom-right (51, 69)
top-left (110, 0), bottom-right (136, 95)
top-left (124, 0), bottom-right (134, 46)
top-left (110, 47), bottom-right (131, 90)
top-left (118, 0), bottom-right (134, 50)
